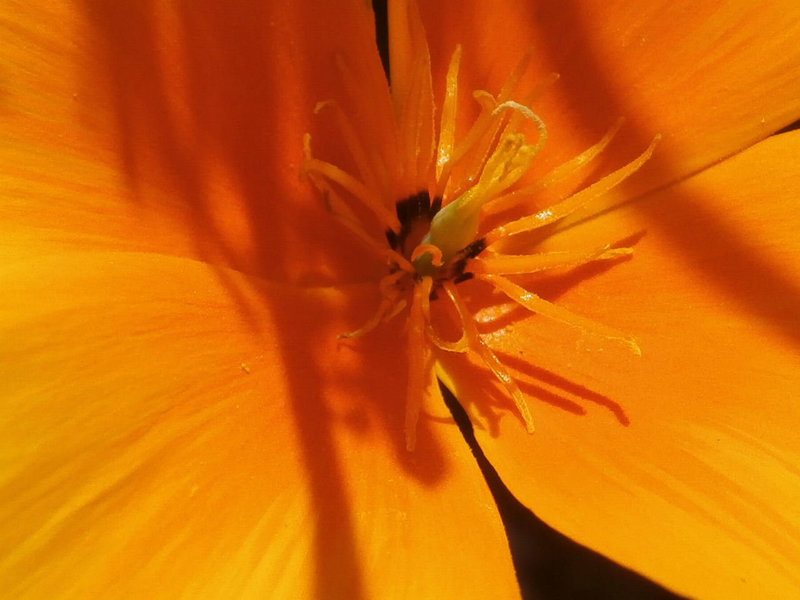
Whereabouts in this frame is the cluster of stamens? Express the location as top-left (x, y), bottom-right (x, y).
top-left (303, 46), bottom-right (658, 450)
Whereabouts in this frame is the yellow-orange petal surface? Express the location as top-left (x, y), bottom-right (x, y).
top-left (0, 248), bottom-right (520, 599)
top-left (443, 130), bottom-right (800, 600)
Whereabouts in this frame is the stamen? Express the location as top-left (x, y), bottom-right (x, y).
top-left (457, 73), bottom-right (558, 192)
top-left (452, 48), bottom-right (535, 166)
top-left (383, 297), bottom-right (410, 322)
top-left (314, 100), bottom-right (385, 198)
top-left (478, 273), bottom-right (641, 355)
top-left (397, 52), bottom-right (436, 192)
top-left (333, 209), bottom-right (415, 271)
top-left (436, 45), bottom-right (462, 190)
top-left (438, 96), bottom-right (548, 235)
top-left (443, 282), bottom-right (535, 433)
top-left (473, 90), bottom-right (497, 111)
top-left (405, 278), bottom-right (433, 451)
top-left (485, 135), bottom-right (661, 245)
top-left (388, 0), bottom-right (436, 194)
top-left (303, 134), bottom-right (400, 231)
top-left (483, 118), bottom-right (624, 216)
top-left (339, 271), bottom-right (407, 339)
top-left (448, 99), bottom-right (512, 197)
top-left (448, 94), bottom-right (508, 174)
top-left (339, 298), bottom-right (396, 340)
top-left (471, 246), bottom-right (633, 275)
top-left (419, 276), bottom-right (469, 353)
top-left (303, 155), bottom-right (415, 272)
top-left (496, 50), bottom-right (534, 103)
top-left (448, 63), bottom-right (554, 181)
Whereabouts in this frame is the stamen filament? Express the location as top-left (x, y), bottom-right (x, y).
top-left (448, 63), bottom-right (554, 183)
top-left (450, 97), bottom-right (501, 169)
top-left (485, 135), bottom-right (661, 245)
top-left (314, 100), bottom-right (386, 199)
top-left (384, 297), bottom-right (410, 322)
top-left (397, 52), bottom-right (436, 194)
top-left (443, 282), bottom-right (535, 433)
top-left (471, 246), bottom-right (632, 275)
top-left (478, 273), bottom-right (641, 355)
top-left (436, 45), bottom-right (462, 190)
top-left (449, 101), bottom-right (513, 197)
top-left (339, 271), bottom-right (408, 339)
top-left (303, 154), bottom-right (399, 231)
top-left (303, 132), bottom-right (400, 232)
top-left (405, 279), bottom-right (433, 451)
top-left (483, 119), bottom-right (624, 216)
top-left (419, 277), bottom-right (469, 353)
top-left (456, 47), bottom-right (534, 170)
top-left (334, 210), bottom-right (414, 271)
top-left (340, 298), bottom-right (396, 339)
top-left (496, 50), bottom-right (534, 103)
top-left (311, 179), bottom-right (414, 271)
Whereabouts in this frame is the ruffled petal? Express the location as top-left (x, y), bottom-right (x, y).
top-left (0, 248), bottom-right (520, 599)
top-left (442, 130), bottom-right (800, 599)
top-left (419, 0), bottom-right (800, 199)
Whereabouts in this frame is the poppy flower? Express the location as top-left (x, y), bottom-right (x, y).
top-left (1, 1), bottom-right (800, 599)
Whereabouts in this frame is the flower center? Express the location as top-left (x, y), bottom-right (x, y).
top-left (303, 47), bottom-right (658, 451)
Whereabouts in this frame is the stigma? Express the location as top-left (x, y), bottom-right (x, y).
top-left (302, 44), bottom-right (658, 451)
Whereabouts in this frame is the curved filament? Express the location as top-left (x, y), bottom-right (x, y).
top-left (494, 99), bottom-right (548, 160)
top-left (443, 282), bottom-right (535, 433)
top-left (411, 243), bottom-right (444, 266)
top-left (339, 271), bottom-right (408, 339)
top-left (478, 273), bottom-right (641, 355)
top-left (419, 277), bottom-right (469, 353)
top-left (483, 118), bottom-right (624, 216)
top-left (485, 135), bottom-right (661, 245)
top-left (339, 298), bottom-right (396, 340)
top-left (303, 134), bottom-right (399, 231)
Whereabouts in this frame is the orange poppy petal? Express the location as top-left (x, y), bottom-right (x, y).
top-left (441, 130), bottom-right (800, 599)
top-left (0, 1), bottom-right (392, 284)
top-left (419, 0), bottom-right (800, 199)
top-left (0, 248), bottom-right (520, 598)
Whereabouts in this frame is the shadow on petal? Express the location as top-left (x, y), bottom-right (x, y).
top-left (527, 1), bottom-right (800, 350)
top-left (441, 380), bottom-right (689, 600)
top-left (77, 2), bottom-right (454, 597)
